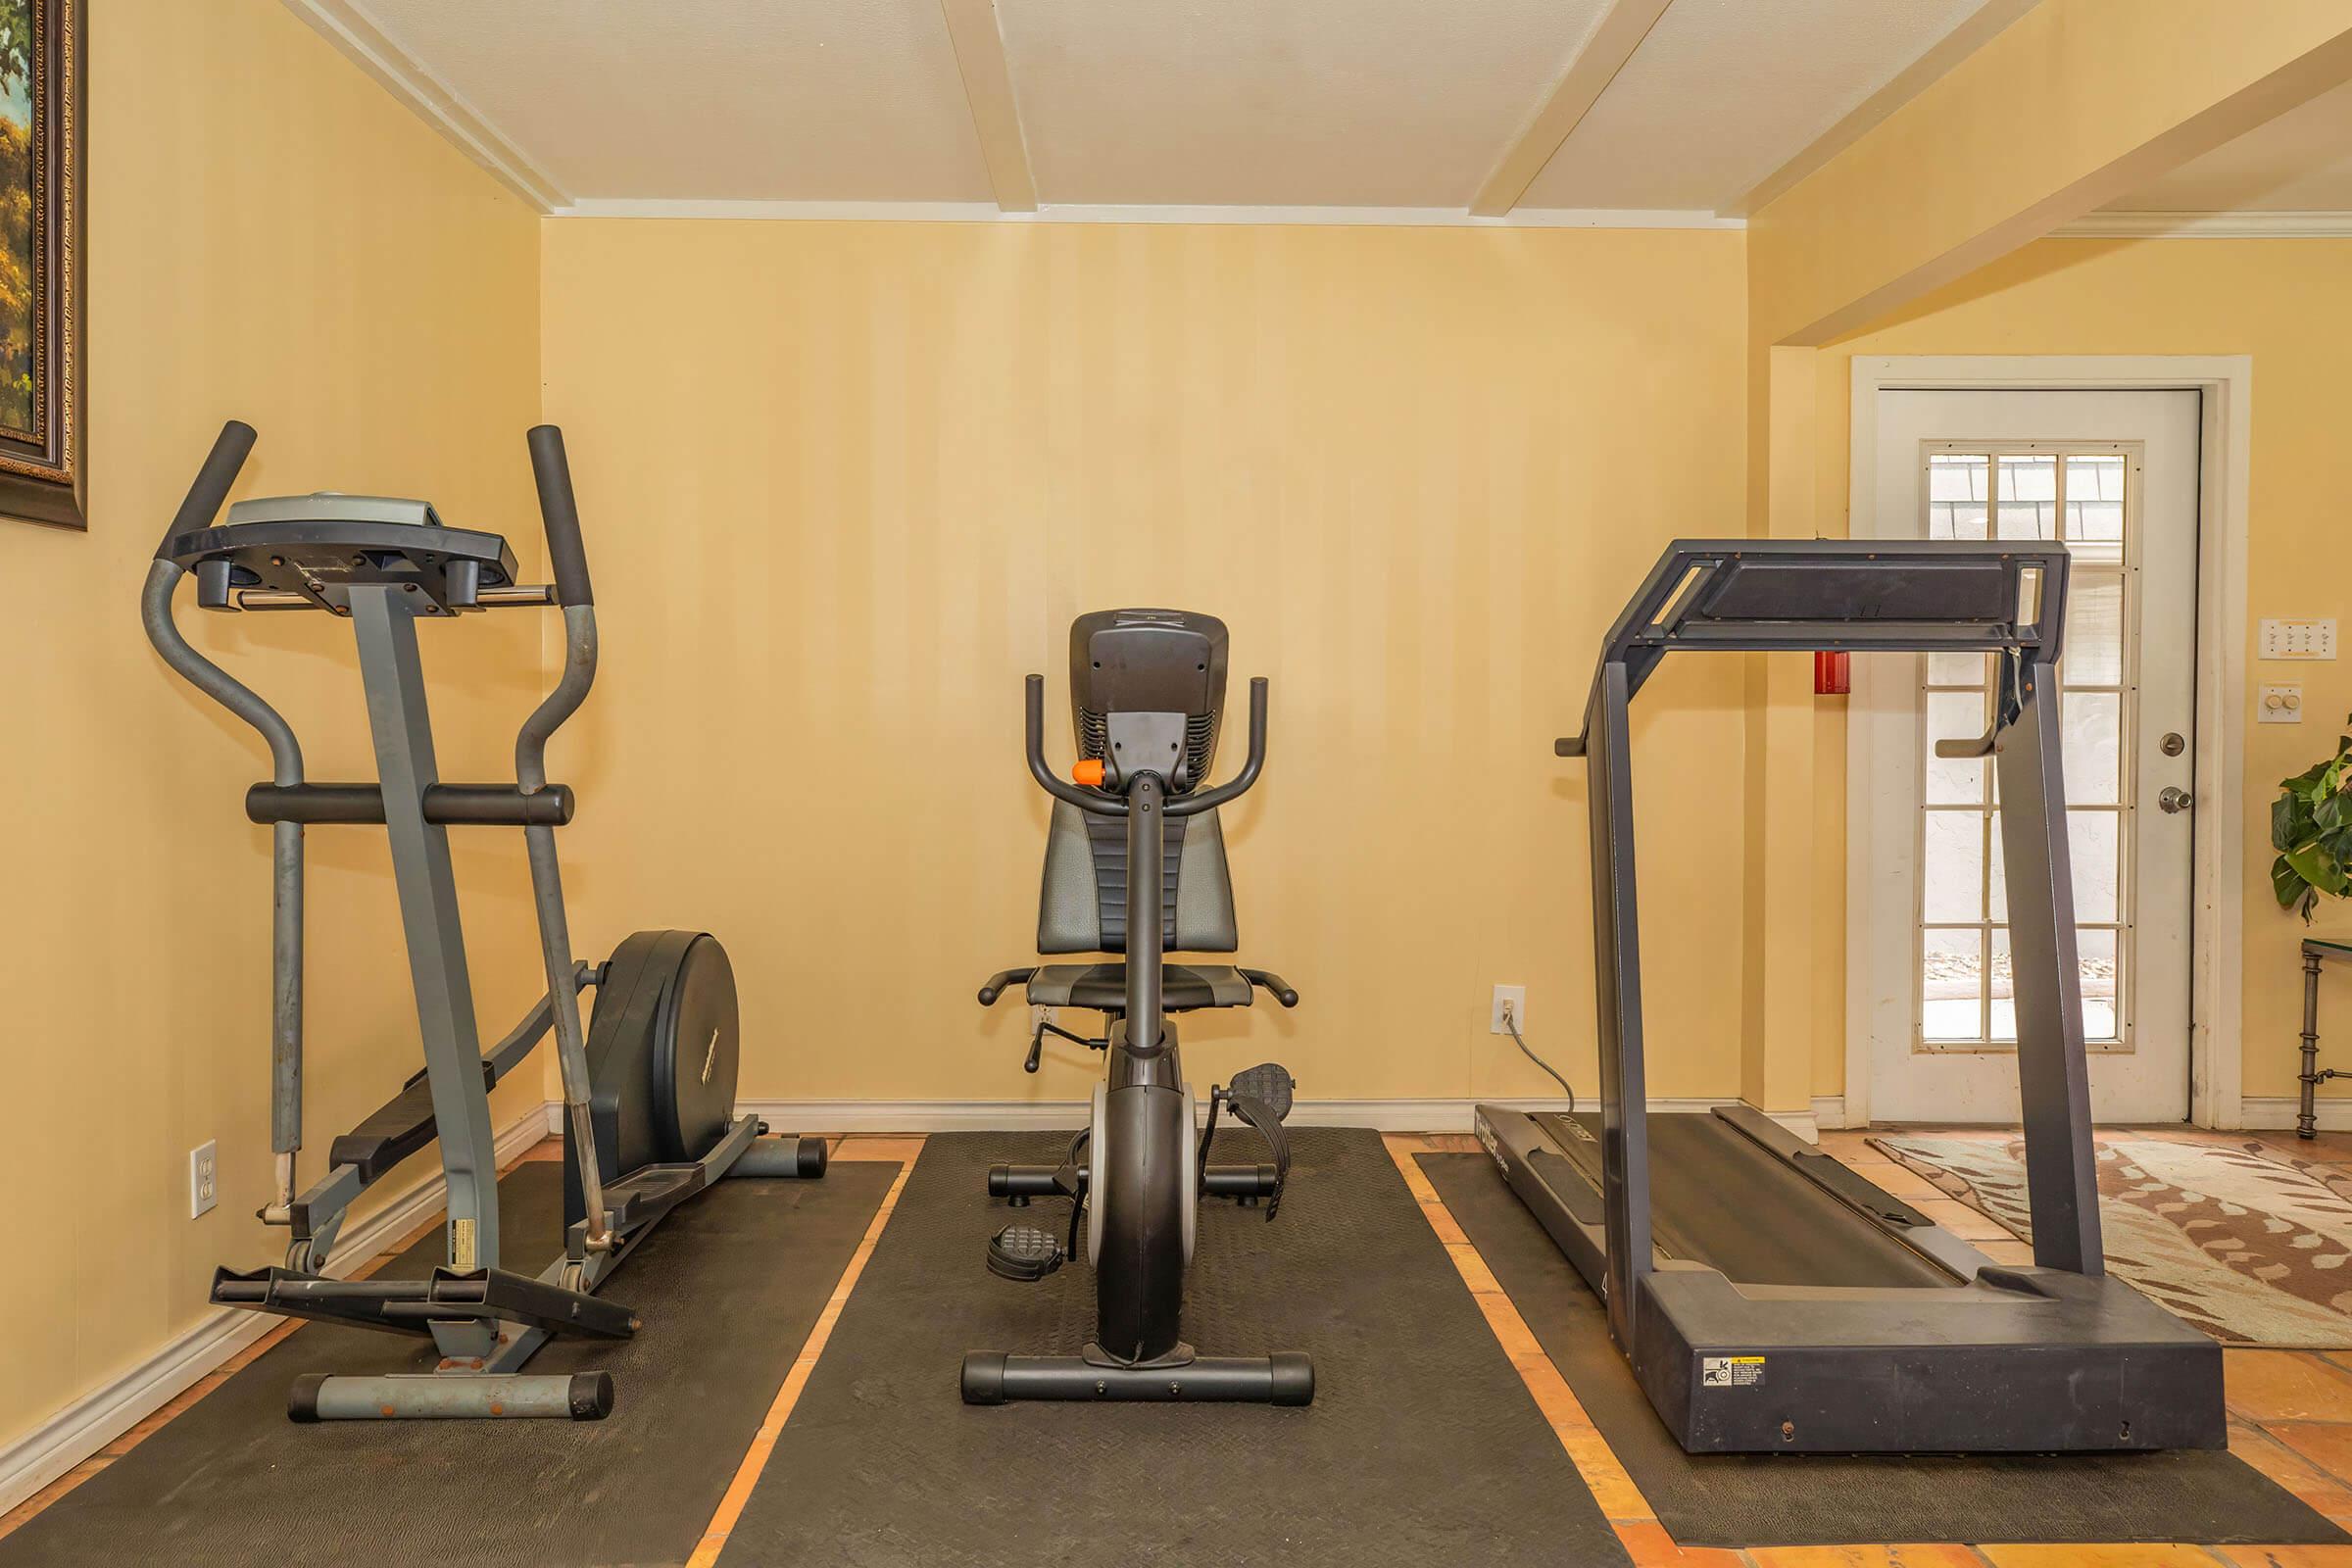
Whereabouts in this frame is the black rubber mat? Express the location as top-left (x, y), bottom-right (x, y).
top-left (721, 1129), bottom-right (1630, 1567)
top-left (2, 1157), bottom-right (894, 1568)
top-left (1420, 1152), bottom-right (2349, 1549)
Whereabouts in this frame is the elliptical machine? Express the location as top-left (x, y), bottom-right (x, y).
top-left (145, 420), bottom-right (826, 1422)
top-left (967, 610), bottom-right (1311, 1405)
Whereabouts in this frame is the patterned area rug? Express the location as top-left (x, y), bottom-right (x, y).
top-left (1872, 1134), bottom-right (2352, 1348)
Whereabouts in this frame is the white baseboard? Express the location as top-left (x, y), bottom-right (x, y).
top-left (2240, 1096), bottom-right (2352, 1134)
top-left (742, 1095), bottom-right (1780, 1135)
top-left (0, 1103), bottom-right (550, 1518)
top-left (1811, 1096), bottom-right (1850, 1131)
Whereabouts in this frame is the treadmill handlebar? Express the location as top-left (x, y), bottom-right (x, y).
top-left (1023, 673), bottom-right (1268, 818)
top-left (157, 420), bottom-right (258, 562)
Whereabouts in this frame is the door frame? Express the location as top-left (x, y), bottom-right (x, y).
top-left (1844, 355), bottom-right (2253, 1129)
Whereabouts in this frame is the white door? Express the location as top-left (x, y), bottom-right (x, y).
top-left (1858, 389), bottom-right (2200, 1123)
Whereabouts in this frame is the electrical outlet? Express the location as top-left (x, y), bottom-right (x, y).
top-left (1030, 1004), bottom-right (1056, 1034)
top-left (2261, 618), bottom-right (2337, 661)
top-left (2261, 685), bottom-right (2306, 724)
top-left (189, 1141), bottom-right (218, 1219)
top-left (1490, 985), bottom-right (1527, 1035)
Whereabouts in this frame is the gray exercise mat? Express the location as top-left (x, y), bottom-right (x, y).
top-left (1419, 1151), bottom-right (2348, 1549)
top-left (719, 1128), bottom-right (1631, 1567)
top-left (2, 1158), bottom-right (894, 1568)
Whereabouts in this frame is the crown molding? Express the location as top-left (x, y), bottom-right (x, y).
top-left (2049, 210), bottom-right (2352, 238)
top-left (281, 0), bottom-right (566, 213)
top-left (551, 199), bottom-right (1744, 229)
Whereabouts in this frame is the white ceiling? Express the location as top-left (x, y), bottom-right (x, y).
top-left (997, 0), bottom-right (1609, 208)
top-left (2101, 79), bottom-right (2352, 214)
top-left (1518, 0), bottom-right (1984, 211)
top-left (327, 0), bottom-right (2352, 220)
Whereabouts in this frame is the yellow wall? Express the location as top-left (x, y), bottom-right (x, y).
top-left (0, 0), bottom-right (542, 1453)
top-left (1805, 236), bottom-right (2352, 1105)
top-left (538, 220), bottom-right (1751, 1109)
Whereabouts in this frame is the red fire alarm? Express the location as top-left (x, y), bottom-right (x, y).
top-left (1815, 650), bottom-right (1850, 696)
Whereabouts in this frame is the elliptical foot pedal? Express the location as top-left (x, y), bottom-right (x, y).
top-left (987, 1223), bottom-right (1065, 1281)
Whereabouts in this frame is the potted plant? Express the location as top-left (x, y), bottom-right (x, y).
top-left (2272, 719), bottom-right (2352, 921)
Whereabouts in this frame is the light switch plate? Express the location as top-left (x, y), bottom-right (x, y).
top-left (2261, 618), bottom-right (2336, 661)
top-left (2260, 685), bottom-right (2305, 723)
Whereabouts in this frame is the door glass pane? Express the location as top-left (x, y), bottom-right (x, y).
top-left (2061, 690), bottom-right (2123, 805)
top-left (1929, 651), bottom-right (1988, 685)
top-left (1988, 928), bottom-right (2015, 1043)
top-left (1925, 691), bottom-right (1990, 805)
top-left (1924, 812), bottom-right (1984, 922)
top-left (2064, 455), bottom-right (2126, 564)
top-left (1923, 928), bottom-right (1984, 1042)
top-left (2079, 927), bottom-right (2121, 1042)
top-left (2069, 810), bottom-right (2120, 922)
top-left (1929, 454), bottom-right (1988, 539)
top-left (1912, 444), bottom-right (2143, 1054)
top-left (2061, 569), bottom-right (2125, 686)
top-left (1997, 455), bottom-right (2057, 539)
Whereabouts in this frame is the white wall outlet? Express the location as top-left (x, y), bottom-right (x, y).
top-left (189, 1141), bottom-right (219, 1219)
top-left (2261, 618), bottom-right (2337, 661)
top-left (2261, 685), bottom-right (2306, 724)
top-left (1490, 985), bottom-right (1527, 1035)
top-left (1030, 1004), bottom-right (1056, 1034)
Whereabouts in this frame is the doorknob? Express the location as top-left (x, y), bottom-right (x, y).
top-left (2159, 785), bottom-right (2193, 814)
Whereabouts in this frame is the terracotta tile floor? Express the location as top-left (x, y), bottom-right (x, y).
top-left (13, 1125), bottom-right (2352, 1566)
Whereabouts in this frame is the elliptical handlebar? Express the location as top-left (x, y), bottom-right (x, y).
top-left (525, 424), bottom-right (595, 609)
top-left (155, 420), bottom-right (258, 562)
top-left (1023, 673), bottom-right (1269, 816)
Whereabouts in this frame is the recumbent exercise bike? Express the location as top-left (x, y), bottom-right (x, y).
top-left (968, 610), bottom-right (1312, 1405)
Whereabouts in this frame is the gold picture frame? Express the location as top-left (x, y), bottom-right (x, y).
top-left (0, 0), bottom-right (81, 529)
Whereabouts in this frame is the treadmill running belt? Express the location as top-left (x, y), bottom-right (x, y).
top-left (1540, 1110), bottom-right (1949, 1288)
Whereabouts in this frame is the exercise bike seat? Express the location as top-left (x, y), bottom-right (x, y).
top-left (1024, 963), bottom-right (1253, 1011)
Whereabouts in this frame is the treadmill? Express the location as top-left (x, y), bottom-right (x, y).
top-left (1475, 540), bottom-right (2224, 1454)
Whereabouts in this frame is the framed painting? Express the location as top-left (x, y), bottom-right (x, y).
top-left (0, 0), bottom-right (79, 529)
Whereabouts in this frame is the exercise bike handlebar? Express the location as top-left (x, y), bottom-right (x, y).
top-left (1023, 674), bottom-right (1268, 817)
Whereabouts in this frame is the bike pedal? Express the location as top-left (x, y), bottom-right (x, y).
top-left (1229, 1062), bottom-right (1296, 1122)
top-left (986, 1223), bottom-right (1065, 1282)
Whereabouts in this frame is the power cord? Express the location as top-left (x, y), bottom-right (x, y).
top-left (1501, 1000), bottom-right (1575, 1113)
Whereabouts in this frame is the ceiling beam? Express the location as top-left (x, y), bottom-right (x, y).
top-left (1722, 0), bottom-right (2045, 218)
top-left (939, 0), bottom-right (1039, 213)
top-left (1469, 0), bottom-right (1674, 218)
top-left (281, 0), bottom-right (566, 214)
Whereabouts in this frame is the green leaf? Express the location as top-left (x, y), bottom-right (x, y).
top-left (2319, 789), bottom-right (2352, 835)
top-left (2277, 855), bottom-right (2311, 908)
top-left (2278, 791), bottom-right (2313, 850)
top-left (2285, 843), bottom-right (2350, 897)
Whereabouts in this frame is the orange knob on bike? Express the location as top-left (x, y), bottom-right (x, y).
top-left (1072, 759), bottom-right (1106, 788)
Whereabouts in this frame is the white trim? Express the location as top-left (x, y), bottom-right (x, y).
top-left (1812, 1095), bottom-right (1851, 1130)
top-left (2050, 211), bottom-right (2352, 239)
top-left (0, 1104), bottom-right (551, 1517)
top-left (281, 0), bottom-right (567, 213)
top-left (2243, 1096), bottom-right (2352, 1133)
top-left (1845, 356), bottom-right (2252, 1131)
top-left (937, 0), bottom-right (1039, 212)
top-left (551, 199), bottom-right (1745, 230)
top-left (744, 1095), bottom-right (1762, 1134)
top-left (1470, 0), bottom-right (1676, 217)
top-left (1723, 0), bottom-right (2045, 218)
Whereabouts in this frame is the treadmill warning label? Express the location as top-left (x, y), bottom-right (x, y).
top-left (1701, 1355), bottom-right (1765, 1389)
